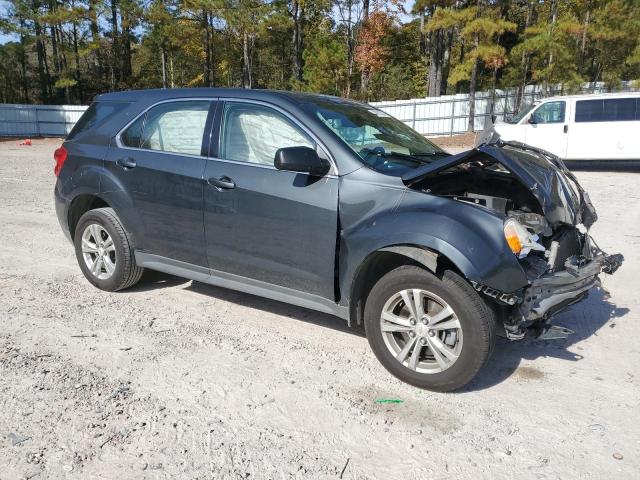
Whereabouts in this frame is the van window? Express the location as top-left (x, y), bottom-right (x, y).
top-left (604, 98), bottom-right (636, 121)
top-left (575, 98), bottom-right (638, 122)
top-left (140, 101), bottom-right (210, 155)
top-left (67, 101), bottom-right (129, 140)
top-left (531, 101), bottom-right (565, 124)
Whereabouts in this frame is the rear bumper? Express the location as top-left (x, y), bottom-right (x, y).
top-left (54, 181), bottom-right (72, 243)
top-left (519, 253), bottom-right (622, 322)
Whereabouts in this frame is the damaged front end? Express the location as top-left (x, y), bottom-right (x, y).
top-left (403, 139), bottom-right (623, 340)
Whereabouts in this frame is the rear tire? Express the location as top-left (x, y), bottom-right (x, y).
top-left (364, 266), bottom-right (496, 392)
top-left (74, 207), bottom-right (143, 291)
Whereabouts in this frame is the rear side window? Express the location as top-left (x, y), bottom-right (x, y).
top-left (120, 114), bottom-right (145, 148)
top-left (575, 98), bottom-right (638, 122)
top-left (67, 101), bottom-right (129, 140)
top-left (140, 101), bottom-right (210, 156)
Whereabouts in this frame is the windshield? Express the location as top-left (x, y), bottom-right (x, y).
top-left (507, 103), bottom-right (536, 124)
top-left (300, 98), bottom-right (449, 175)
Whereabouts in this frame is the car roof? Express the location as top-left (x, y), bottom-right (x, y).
top-left (538, 91), bottom-right (640, 102)
top-left (94, 88), bottom-right (365, 107)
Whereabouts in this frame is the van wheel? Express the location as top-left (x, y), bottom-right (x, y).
top-left (364, 266), bottom-right (495, 392)
top-left (74, 207), bottom-right (144, 292)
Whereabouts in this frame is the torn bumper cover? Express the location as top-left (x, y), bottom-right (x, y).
top-left (519, 252), bottom-right (623, 324)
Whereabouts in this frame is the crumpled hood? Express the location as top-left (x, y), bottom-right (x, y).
top-left (401, 141), bottom-right (597, 228)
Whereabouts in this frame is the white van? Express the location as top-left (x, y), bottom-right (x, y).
top-left (494, 92), bottom-right (640, 161)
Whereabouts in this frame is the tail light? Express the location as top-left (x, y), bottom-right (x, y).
top-left (53, 146), bottom-right (67, 176)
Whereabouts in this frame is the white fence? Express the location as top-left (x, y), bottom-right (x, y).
top-left (371, 81), bottom-right (639, 136)
top-left (0, 104), bottom-right (87, 137)
top-left (1, 81), bottom-right (637, 138)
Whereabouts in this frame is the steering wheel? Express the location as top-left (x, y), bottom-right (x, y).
top-left (360, 147), bottom-right (388, 168)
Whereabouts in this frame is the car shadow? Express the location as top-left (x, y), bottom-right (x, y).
top-left (127, 269), bottom-right (190, 292)
top-left (463, 287), bottom-right (630, 392)
top-left (132, 272), bottom-right (627, 389)
top-left (185, 280), bottom-right (366, 337)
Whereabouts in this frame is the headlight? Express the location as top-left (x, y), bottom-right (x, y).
top-left (503, 218), bottom-right (546, 257)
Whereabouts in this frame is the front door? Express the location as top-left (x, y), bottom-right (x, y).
top-left (106, 99), bottom-right (215, 267)
top-left (203, 100), bottom-right (339, 300)
top-left (524, 100), bottom-right (569, 158)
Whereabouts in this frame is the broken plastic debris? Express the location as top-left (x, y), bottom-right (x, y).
top-left (374, 399), bottom-right (404, 404)
top-left (8, 432), bottom-right (30, 446)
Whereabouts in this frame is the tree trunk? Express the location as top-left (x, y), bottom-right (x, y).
top-left (110, 0), bottom-right (119, 86)
top-left (88, 1), bottom-right (102, 80)
top-left (202, 9), bottom-right (212, 86)
top-left (291, 1), bottom-right (304, 83)
top-left (161, 44), bottom-right (167, 88)
top-left (242, 31), bottom-right (252, 88)
top-left (359, 0), bottom-right (370, 97)
top-left (440, 29), bottom-right (454, 95)
top-left (419, 9), bottom-right (427, 95)
top-left (345, 0), bottom-right (354, 97)
top-left (72, 22), bottom-right (83, 103)
top-left (33, 1), bottom-right (49, 103)
top-left (19, 17), bottom-right (29, 103)
top-left (546, 0), bottom-right (558, 92)
top-left (467, 57), bottom-right (478, 132)
top-left (516, 0), bottom-right (535, 111)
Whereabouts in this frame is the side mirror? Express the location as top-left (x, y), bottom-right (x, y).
top-left (527, 115), bottom-right (537, 124)
top-left (274, 146), bottom-right (330, 177)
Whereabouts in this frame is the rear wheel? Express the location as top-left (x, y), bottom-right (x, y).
top-left (364, 266), bottom-right (495, 392)
top-left (74, 207), bottom-right (143, 291)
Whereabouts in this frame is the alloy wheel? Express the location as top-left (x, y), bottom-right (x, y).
top-left (380, 289), bottom-right (463, 374)
top-left (81, 223), bottom-right (116, 280)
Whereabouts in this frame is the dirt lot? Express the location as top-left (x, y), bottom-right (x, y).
top-left (0, 138), bottom-right (638, 479)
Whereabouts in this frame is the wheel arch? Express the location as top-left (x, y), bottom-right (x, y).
top-left (67, 194), bottom-right (111, 239)
top-left (348, 245), bottom-right (465, 326)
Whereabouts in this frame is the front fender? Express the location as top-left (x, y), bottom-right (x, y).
top-left (339, 186), bottom-right (528, 303)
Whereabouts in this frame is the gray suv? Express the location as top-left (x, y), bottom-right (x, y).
top-left (54, 89), bottom-right (621, 391)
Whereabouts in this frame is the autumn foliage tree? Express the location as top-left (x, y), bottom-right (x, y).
top-left (0, 0), bottom-right (638, 113)
top-left (355, 10), bottom-right (393, 99)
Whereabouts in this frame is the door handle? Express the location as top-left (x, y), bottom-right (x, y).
top-left (207, 176), bottom-right (235, 190)
top-left (116, 157), bottom-right (137, 169)
top-left (563, 125), bottom-right (568, 133)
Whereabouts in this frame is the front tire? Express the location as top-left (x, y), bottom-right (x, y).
top-left (364, 266), bottom-right (495, 392)
top-left (74, 207), bottom-right (143, 292)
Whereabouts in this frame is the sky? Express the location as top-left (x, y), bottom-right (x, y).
top-left (0, 0), bottom-right (417, 46)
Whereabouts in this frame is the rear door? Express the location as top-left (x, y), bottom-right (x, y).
top-left (106, 99), bottom-right (216, 267)
top-left (524, 100), bottom-right (569, 157)
top-left (203, 100), bottom-right (339, 299)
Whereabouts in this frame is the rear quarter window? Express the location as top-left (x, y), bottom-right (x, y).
top-left (67, 101), bottom-right (129, 140)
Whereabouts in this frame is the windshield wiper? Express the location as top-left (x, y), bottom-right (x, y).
top-left (360, 148), bottom-right (439, 165)
top-left (411, 152), bottom-right (451, 158)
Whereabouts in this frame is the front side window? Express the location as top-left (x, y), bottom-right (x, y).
top-left (531, 101), bottom-right (565, 124)
top-left (220, 102), bottom-right (315, 165)
top-left (139, 101), bottom-right (210, 155)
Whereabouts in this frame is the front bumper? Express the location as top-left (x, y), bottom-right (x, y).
top-left (518, 253), bottom-right (623, 323)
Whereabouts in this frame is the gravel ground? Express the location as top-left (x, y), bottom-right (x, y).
top-left (0, 138), bottom-right (638, 480)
